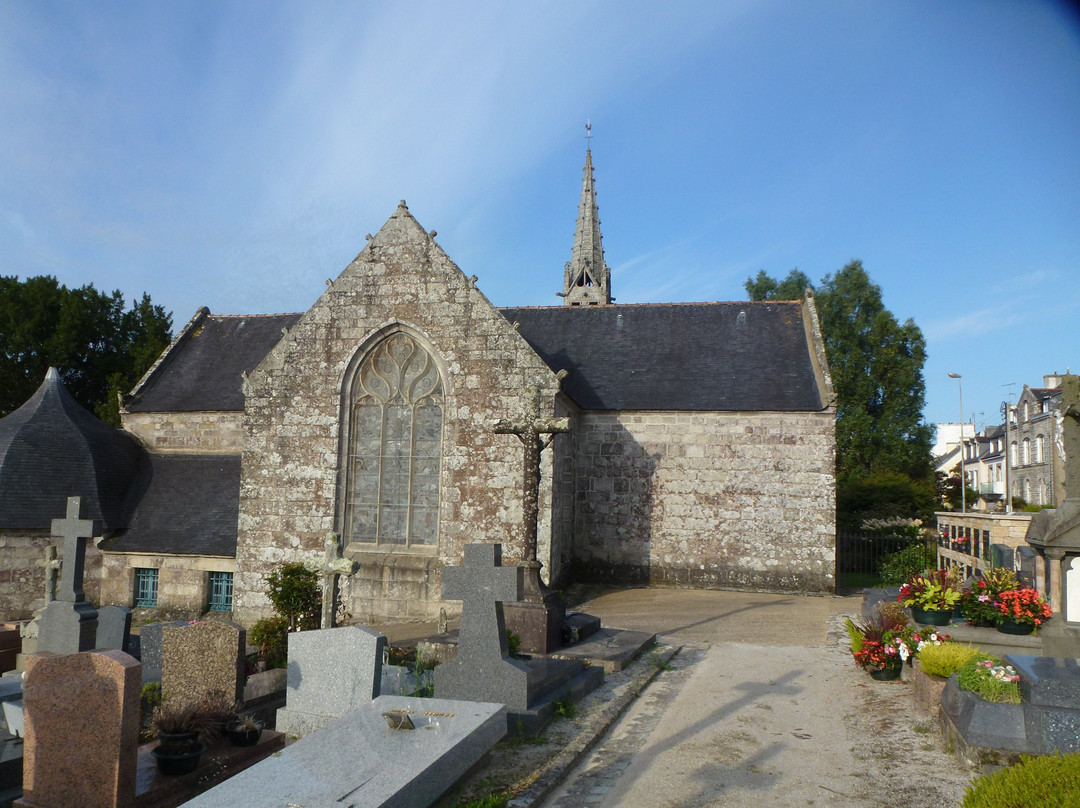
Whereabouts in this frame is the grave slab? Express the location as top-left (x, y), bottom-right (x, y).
top-left (1007, 654), bottom-right (1080, 709)
top-left (276, 625), bottom-right (385, 737)
top-left (180, 696), bottom-right (506, 808)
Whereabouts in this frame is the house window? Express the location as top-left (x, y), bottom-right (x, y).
top-left (208, 571), bottom-right (233, 612)
top-left (1035, 435), bottom-right (1044, 463)
top-left (134, 568), bottom-right (158, 607)
top-left (345, 332), bottom-right (443, 548)
top-left (1022, 438), bottom-right (1030, 465)
top-left (1010, 442), bottom-right (1018, 467)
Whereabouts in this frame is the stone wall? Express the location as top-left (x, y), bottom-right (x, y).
top-left (234, 205), bottom-right (560, 625)
top-left (569, 409), bottom-right (836, 593)
top-left (99, 552), bottom-right (236, 620)
top-left (0, 531), bottom-right (103, 620)
top-left (121, 410), bottom-right (243, 453)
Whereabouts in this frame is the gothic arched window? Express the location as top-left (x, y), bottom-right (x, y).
top-left (344, 333), bottom-right (443, 548)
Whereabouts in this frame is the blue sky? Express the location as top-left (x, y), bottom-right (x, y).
top-left (2, 1), bottom-right (1078, 431)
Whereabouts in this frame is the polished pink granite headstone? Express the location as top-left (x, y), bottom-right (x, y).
top-left (16, 649), bottom-right (141, 808)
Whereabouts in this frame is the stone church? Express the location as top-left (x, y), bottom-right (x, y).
top-left (0, 150), bottom-right (837, 625)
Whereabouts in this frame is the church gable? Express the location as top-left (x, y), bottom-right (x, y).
top-left (235, 202), bottom-right (562, 622)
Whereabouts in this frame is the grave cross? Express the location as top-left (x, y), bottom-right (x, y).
top-left (51, 496), bottom-right (98, 603)
top-left (441, 543), bottom-right (523, 659)
top-left (1061, 375), bottom-right (1080, 502)
top-left (43, 545), bottom-right (61, 603)
top-left (494, 385), bottom-right (569, 563)
top-left (321, 533), bottom-right (356, 629)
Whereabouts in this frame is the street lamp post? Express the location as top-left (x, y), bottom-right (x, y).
top-left (949, 372), bottom-right (966, 514)
top-left (1000, 400), bottom-right (1012, 514)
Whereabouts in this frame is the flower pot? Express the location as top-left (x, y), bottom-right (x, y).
top-left (974, 616), bottom-right (996, 628)
top-left (869, 666), bottom-right (902, 681)
top-left (225, 723), bottom-right (263, 747)
top-left (911, 607), bottom-right (953, 626)
top-left (996, 618), bottom-right (1035, 636)
top-left (152, 740), bottom-right (205, 776)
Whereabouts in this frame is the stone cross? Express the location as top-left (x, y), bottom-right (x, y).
top-left (434, 543), bottom-right (529, 710)
top-left (321, 533), bottom-right (356, 629)
top-left (51, 496), bottom-right (98, 603)
top-left (43, 545), bottom-right (61, 603)
top-left (494, 386), bottom-right (569, 563)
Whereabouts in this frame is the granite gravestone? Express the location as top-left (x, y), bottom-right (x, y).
top-left (162, 620), bottom-right (245, 708)
top-left (182, 695), bottom-right (506, 808)
top-left (16, 650), bottom-right (141, 808)
top-left (96, 606), bottom-right (133, 654)
top-left (37, 497), bottom-right (100, 654)
top-left (276, 625), bottom-right (386, 737)
top-left (138, 620), bottom-right (188, 685)
top-left (435, 543), bottom-right (530, 711)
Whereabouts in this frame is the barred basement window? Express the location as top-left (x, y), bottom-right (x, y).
top-left (345, 332), bottom-right (443, 548)
top-left (208, 571), bottom-right (233, 612)
top-left (134, 568), bottom-right (158, 607)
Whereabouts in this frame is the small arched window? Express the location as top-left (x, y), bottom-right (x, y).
top-left (1035, 435), bottom-right (1044, 463)
top-left (1022, 438), bottom-right (1030, 465)
top-left (1010, 442), bottom-right (1018, 467)
top-left (344, 332), bottom-right (443, 548)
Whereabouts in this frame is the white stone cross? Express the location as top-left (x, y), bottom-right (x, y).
top-left (51, 496), bottom-right (97, 604)
top-left (321, 533), bottom-right (356, 629)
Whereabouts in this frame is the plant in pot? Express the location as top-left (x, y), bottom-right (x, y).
top-left (959, 568), bottom-right (1019, 627)
top-left (151, 699), bottom-right (209, 776)
top-left (845, 603), bottom-right (911, 681)
top-left (225, 713), bottom-right (265, 747)
top-left (994, 588), bottom-right (1052, 635)
top-left (898, 568), bottom-right (963, 625)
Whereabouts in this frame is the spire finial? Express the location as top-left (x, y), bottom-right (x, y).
top-left (585, 119), bottom-right (592, 149)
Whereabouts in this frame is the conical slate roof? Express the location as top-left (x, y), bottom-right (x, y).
top-left (0, 368), bottom-right (147, 530)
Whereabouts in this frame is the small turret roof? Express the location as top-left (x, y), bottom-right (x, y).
top-left (0, 369), bottom-right (147, 530)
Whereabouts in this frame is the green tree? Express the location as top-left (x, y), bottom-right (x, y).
top-left (0, 275), bottom-right (172, 425)
top-left (746, 261), bottom-right (933, 484)
top-left (266, 562), bottom-right (321, 631)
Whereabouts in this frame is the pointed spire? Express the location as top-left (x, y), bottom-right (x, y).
top-left (561, 131), bottom-right (611, 306)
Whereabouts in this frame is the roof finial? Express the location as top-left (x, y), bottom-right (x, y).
top-left (585, 119), bottom-right (592, 150)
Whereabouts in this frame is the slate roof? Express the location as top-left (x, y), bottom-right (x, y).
top-left (500, 302), bottom-right (827, 411)
top-left (100, 453), bottom-right (241, 556)
top-left (126, 311), bottom-right (301, 413)
top-left (0, 369), bottom-right (148, 530)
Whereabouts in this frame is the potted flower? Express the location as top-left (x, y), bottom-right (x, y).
top-left (151, 700), bottom-right (209, 776)
top-left (898, 568), bottom-right (963, 625)
top-left (224, 713), bottom-right (264, 747)
top-left (845, 604), bottom-right (911, 681)
top-left (994, 588), bottom-right (1052, 635)
top-left (959, 568), bottom-right (1019, 627)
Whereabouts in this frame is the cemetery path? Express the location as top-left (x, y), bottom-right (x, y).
top-left (533, 588), bottom-right (977, 808)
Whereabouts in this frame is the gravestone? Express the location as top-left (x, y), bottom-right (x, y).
top-left (1015, 546), bottom-right (1037, 590)
top-left (435, 543), bottom-right (530, 711)
top-left (162, 620), bottom-right (245, 708)
top-left (181, 695), bottom-right (505, 808)
top-left (37, 497), bottom-right (100, 654)
top-left (138, 620), bottom-right (188, 685)
top-left (276, 625), bottom-right (386, 737)
top-left (990, 543), bottom-right (1014, 570)
top-left (15, 650), bottom-right (141, 808)
top-left (96, 606), bottom-right (133, 654)
top-left (320, 533), bottom-right (357, 630)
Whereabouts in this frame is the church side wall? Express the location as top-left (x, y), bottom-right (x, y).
top-left (99, 552), bottom-right (237, 621)
top-left (121, 411), bottom-right (244, 453)
top-left (570, 409), bottom-right (836, 594)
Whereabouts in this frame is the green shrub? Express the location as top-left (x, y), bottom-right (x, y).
top-left (879, 543), bottom-right (935, 585)
top-left (250, 616), bottom-right (288, 669)
top-left (962, 752), bottom-right (1080, 807)
top-left (956, 655), bottom-right (1021, 704)
top-left (266, 562), bottom-right (321, 631)
top-left (916, 643), bottom-right (982, 678)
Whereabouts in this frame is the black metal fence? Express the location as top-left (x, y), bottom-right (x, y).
top-left (836, 532), bottom-right (936, 587)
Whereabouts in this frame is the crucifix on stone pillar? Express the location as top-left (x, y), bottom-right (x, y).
top-left (321, 533), bottom-right (357, 629)
top-left (44, 545), bottom-right (61, 603)
top-left (494, 381), bottom-right (570, 654)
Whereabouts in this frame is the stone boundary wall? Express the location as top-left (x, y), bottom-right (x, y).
top-left (570, 409), bottom-right (836, 593)
top-left (99, 552), bottom-right (236, 619)
top-left (121, 410), bottom-right (243, 453)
